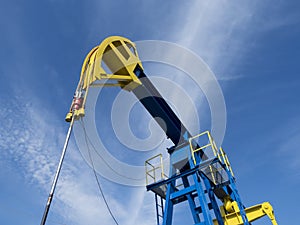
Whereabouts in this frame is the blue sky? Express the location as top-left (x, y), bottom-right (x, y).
top-left (1, 1), bottom-right (300, 225)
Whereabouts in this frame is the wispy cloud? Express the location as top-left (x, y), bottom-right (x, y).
top-left (0, 93), bottom-right (152, 224)
top-left (2, 1), bottom-right (293, 224)
top-left (276, 116), bottom-right (300, 178)
top-left (174, 1), bottom-right (259, 75)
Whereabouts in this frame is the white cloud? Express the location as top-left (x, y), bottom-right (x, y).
top-left (0, 93), bottom-right (152, 225)
top-left (2, 1), bottom-right (290, 224)
top-left (174, 1), bottom-right (258, 74)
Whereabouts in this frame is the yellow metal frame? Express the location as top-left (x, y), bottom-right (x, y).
top-left (145, 154), bottom-right (168, 185)
top-left (219, 147), bottom-right (234, 177)
top-left (214, 201), bottom-right (278, 225)
top-left (66, 36), bottom-right (143, 122)
top-left (80, 36), bottom-right (143, 91)
top-left (189, 131), bottom-right (218, 165)
top-left (189, 131), bottom-right (234, 178)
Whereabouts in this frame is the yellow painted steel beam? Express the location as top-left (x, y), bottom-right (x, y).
top-left (213, 202), bottom-right (278, 225)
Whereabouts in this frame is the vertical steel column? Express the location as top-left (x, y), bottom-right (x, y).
top-left (193, 172), bottom-right (214, 225)
top-left (181, 176), bottom-right (201, 224)
top-left (163, 181), bottom-right (175, 225)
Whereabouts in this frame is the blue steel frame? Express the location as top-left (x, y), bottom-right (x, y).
top-left (146, 132), bottom-right (250, 225)
top-left (133, 65), bottom-right (249, 224)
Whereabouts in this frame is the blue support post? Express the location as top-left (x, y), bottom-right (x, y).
top-left (146, 131), bottom-right (252, 225)
top-left (192, 172), bottom-right (214, 225)
top-left (227, 179), bottom-right (250, 225)
top-left (163, 181), bottom-right (175, 225)
top-left (200, 173), bottom-right (224, 225)
top-left (182, 176), bottom-right (200, 224)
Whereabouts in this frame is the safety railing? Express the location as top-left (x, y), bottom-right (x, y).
top-left (219, 147), bottom-right (234, 177)
top-left (189, 131), bottom-right (218, 164)
top-left (189, 131), bottom-right (234, 179)
top-left (199, 160), bottom-right (229, 185)
top-left (145, 154), bottom-right (168, 186)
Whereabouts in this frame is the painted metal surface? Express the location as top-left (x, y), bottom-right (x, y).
top-left (66, 36), bottom-right (278, 225)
